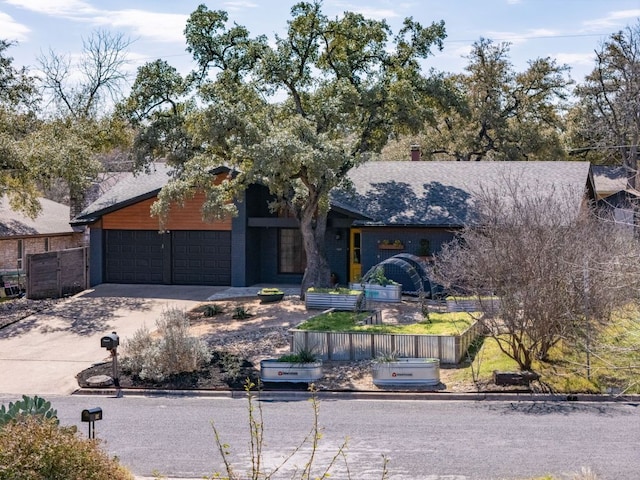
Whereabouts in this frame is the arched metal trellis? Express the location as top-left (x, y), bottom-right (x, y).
top-left (359, 253), bottom-right (433, 315)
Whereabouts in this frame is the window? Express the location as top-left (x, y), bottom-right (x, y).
top-left (17, 239), bottom-right (23, 269)
top-left (279, 228), bottom-right (306, 273)
top-left (44, 237), bottom-right (50, 252)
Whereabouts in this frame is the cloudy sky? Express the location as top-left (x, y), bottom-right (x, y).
top-left (1, 0), bottom-right (639, 85)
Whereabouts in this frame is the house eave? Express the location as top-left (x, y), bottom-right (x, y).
top-left (72, 189), bottom-right (162, 225)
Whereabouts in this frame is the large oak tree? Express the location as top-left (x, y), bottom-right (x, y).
top-left (383, 38), bottom-right (573, 162)
top-left (122, 1), bottom-right (449, 293)
top-left (0, 39), bottom-right (43, 216)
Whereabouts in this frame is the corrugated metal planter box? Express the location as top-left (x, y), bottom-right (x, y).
top-left (446, 297), bottom-right (500, 313)
top-left (349, 283), bottom-right (402, 303)
top-left (372, 358), bottom-right (440, 386)
top-left (305, 290), bottom-right (362, 310)
top-left (291, 321), bottom-right (480, 364)
top-left (260, 360), bottom-right (323, 383)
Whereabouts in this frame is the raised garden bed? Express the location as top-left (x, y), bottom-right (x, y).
top-left (372, 358), bottom-right (440, 386)
top-left (291, 314), bottom-right (480, 364)
top-left (446, 296), bottom-right (500, 313)
top-left (305, 288), bottom-right (362, 310)
top-left (260, 359), bottom-right (323, 383)
top-left (349, 283), bottom-right (402, 303)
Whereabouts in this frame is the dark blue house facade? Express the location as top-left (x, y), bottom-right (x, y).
top-left (73, 161), bottom-right (596, 290)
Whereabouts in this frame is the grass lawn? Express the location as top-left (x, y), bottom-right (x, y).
top-left (296, 311), bottom-right (476, 335)
top-left (449, 308), bottom-right (640, 394)
top-left (540, 312), bottom-right (640, 394)
top-left (448, 335), bottom-right (520, 386)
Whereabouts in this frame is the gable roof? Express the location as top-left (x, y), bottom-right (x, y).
top-left (332, 161), bottom-right (594, 227)
top-left (72, 163), bottom-right (173, 225)
top-left (73, 161), bottom-right (595, 228)
top-left (72, 163), bottom-right (234, 225)
top-left (591, 165), bottom-right (638, 197)
top-left (0, 197), bottom-right (74, 238)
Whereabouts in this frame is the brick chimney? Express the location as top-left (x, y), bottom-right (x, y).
top-left (410, 144), bottom-right (421, 161)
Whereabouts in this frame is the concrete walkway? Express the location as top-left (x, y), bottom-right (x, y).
top-left (0, 284), bottom-right (289, 396)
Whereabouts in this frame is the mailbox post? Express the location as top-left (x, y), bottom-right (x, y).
top-left (81, 407), bottom-right (102, 439)
top-left (100, 331), bottom-right (120, 387)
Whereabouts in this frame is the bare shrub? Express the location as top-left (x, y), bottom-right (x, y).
top-left (121, 308), bottom-right (211, 381)
top-left (434, 177), bottom-right (640, 372)
top-left (209, 382), bottom-right (390, 480)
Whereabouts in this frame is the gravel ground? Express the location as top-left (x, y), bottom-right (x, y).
top-left (6, 294), bottom-right (486, 393)
top-left (0, 296), bottom-right (63, 329)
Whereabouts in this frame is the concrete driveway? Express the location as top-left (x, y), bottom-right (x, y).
top-left (0, 284), bottom-right (228, 396)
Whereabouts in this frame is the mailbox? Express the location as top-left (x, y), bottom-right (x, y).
top-left (81, 407), bottom-right (103, 422)
top-left (101, 332), bottom-right (119, 350)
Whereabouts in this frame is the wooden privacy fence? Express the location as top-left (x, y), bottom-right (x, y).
top-left (26, 247), bottom-right (89, 299)
top-left (291, 321), bottom-right (480, 364)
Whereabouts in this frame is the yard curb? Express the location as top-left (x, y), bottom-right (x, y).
top-left (71, 387), bottom-right (640, 403)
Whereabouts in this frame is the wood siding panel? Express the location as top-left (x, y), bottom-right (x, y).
top-left (102, 193), bottom-right (232, 231)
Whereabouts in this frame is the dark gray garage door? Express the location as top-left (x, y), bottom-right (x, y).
top-left (104, 230), bottom-right (231, 285)
top-left (172, 231), bottom-right (231, 285)
top-left (105, 230), bottom-right (164, 284)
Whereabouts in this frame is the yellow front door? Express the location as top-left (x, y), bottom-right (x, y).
top-left (349, 228), bottom-right (362, 282)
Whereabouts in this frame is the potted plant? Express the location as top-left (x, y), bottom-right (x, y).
top-left (257, 287), bottom-right (285, 303)
top-left (378, 239), bottom-right (404, 250)
top-left (260, 349), bottom-right (323, 383)
top-left (417, 238), bottom-right (432, 260)
top-left (371, 354), bottom-right (440, 386)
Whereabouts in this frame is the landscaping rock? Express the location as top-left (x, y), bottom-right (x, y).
top-left (86, 375), bottom-right (114, 387)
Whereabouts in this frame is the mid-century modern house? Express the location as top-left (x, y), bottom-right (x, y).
top-left (72, 161), bottom-right (596, 290)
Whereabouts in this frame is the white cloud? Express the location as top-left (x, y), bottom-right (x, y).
top-left (0, 11), bottom-right (30, 42)
top-left (328, 1), bottom-right (401, 20)
top-left (348, 7), bottom-right (400, 20)
top-left (5, 1), bottom-right (189, 43)
top-left (222, 1), bottom-right (259, 12)
top-left (583, 9), bottom-right (640, 30)
top-left (4, 0), bottom-right (96, 17)
top-left (94, 10), bottom-right (189, 44)
top-left (484, 28), bottom-right (561, 45)
top-left (554, 51), bottom-right (596, 67)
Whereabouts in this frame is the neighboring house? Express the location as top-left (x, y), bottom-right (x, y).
top-left (592, 165), bottom-right (639, 229)
top-left (72, 161), bottom-right (596, 290)
top-left (0, 196), bottom-right (84, 277)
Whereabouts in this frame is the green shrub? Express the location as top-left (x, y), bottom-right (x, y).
top-left (278, 348), bottom-right (318, 363)
top-left (121, 308), bottom-right (212, 382)
top-left (366, 266), bottom-right (399, 286)
top-left (297, 311), bottom-right (474, 335)
top-left (306, 287), bottom-right (361, 294)
top-left (0, 416), bottom-right (134, 480)
top-left (232, 305), bottom-right (253, 319)
top-left (203, 304), bottom-right (223, 317)
top-left (217, 351), bottom-right (245, 381)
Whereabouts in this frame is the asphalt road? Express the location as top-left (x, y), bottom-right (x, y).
top-left (1, 393), bottom-right (638, 480)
